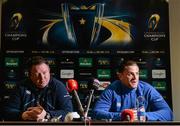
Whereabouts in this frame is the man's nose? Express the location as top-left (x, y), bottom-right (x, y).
top-left (132, 74), bottom-right (137, 79)
top-left (38, 74), bottom-right (44, 79)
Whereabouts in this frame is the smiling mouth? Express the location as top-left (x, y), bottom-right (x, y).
top-left (131, 81), bottom-right (137, 85)
top-left (131, 80), bottom-right (136, 83)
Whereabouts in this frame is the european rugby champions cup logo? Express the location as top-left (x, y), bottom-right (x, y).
top-left (148, 14), bottom-right (160, 32)
top-left (9, 13), bottom-right (23, 30)
top-left (6, 12), bottom-right (27, 42)
top-left (61, 3), bottom-right (104, 48)
top-left (144, 13), bottom-right (166, 41)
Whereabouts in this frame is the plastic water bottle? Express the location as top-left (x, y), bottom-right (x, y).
top-left (136, 96), bottom-right (146, 122)
top-left (138, 106), bottom-right (146, 122)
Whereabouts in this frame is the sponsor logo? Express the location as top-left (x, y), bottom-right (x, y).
top-left (113, 58), bottom-right (125, 66)
top-left (136, 58), bottom-right (147, 66)
top-left (4, 81), bottom-right (16, 90)
top-left (154, 58), bottom-right (164, 67)
top-left (46, 58), bottom-right (56, 66)
top-left (79, 58), bottom-right (92, 67)
top-left (152, 69), bottom-right (166, 79)
top-left (97, 58), bottom-right (110, 66)
top-left (79, 69), bottom-right (93, 77)
top-left (5, 57), bottom-right (19, 67)
top-left (6, 69), bottom-right (17, 79)
top-left (139, 69), bottom-right (148, 79)
top-left (97, 69), bottom-right (111, 79)
top-left (60, 69), bottom-right (74, 79)
top-left (78, 81), bottom-right (88, 89)
top-left (152, 81), bottom-right (166, 91)
top-left (60, 57), bottom-right (75, 66)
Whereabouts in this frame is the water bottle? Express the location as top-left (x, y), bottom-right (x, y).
top-left (138, 106), bottom-right (146, 122)
top-left (136, 96), bottom-right (146, 122)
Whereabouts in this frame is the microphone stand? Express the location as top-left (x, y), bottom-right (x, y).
top-left (84, 89), bottom-right (94, 119)
top-left (82, 90), bottom-right (94, 126)
top-left (73, 90), bottom-right (84, 116)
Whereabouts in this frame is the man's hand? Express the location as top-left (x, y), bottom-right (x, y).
top-left (22, 105), bottom-right (46, 121)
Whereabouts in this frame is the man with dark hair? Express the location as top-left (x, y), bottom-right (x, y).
top-left (3, 56), bottom-right (73, 121)
top-left (93, 60), bottom-right (173, 121)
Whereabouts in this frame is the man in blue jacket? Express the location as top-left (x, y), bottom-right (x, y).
top-left (93, 60), bottom-right (173, 121)
top-left (3, 56), bottom-right (73, 121)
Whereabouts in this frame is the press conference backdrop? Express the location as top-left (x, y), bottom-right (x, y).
top-left (0, 0), bottom-right (174, 120)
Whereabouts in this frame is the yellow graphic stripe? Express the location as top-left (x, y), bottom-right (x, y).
top-left (98, 18), bottom-right (132, 46)
top-left (39, 19), bottom-right (63, 44)
top-left (39, 19), bottom-right (63, 30)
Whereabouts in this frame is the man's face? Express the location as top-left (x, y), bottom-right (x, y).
top-left (118, 64), bottom-right (139, 89)
top-left (30, 63), bottom-right (50, 88)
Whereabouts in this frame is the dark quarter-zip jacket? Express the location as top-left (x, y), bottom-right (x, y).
top-left (3, 77), bottom-right (73, 121)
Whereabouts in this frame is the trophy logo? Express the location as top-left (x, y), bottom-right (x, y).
top-left (148, 14), bottom-right (160, 32)
top-left (61, 3), bottom-right (105, 48)
top-left (9, 13), bottom-right (23, 30)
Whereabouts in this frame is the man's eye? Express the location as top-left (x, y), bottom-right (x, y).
top-left (34, 73), bottom-right (39, 76)
top-left (43, 72), bottom-right (48, 75)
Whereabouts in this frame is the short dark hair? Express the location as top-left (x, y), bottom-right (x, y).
top-left (118, 60), bottom-right (138, 73)
top-left (27, 56), bottom-right (49, 74)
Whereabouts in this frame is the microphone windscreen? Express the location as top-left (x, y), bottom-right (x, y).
top-left (88, 78), bottom-right (100, 90)
top-left (121, 109), bottom-right (134, 122)
top-left (66, 79), bottom-right (78, 92)
top-left (92, 78), bottom-right (100, 90)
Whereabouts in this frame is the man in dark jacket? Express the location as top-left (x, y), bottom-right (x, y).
top-left (3, 56), bottom-right (73, 121)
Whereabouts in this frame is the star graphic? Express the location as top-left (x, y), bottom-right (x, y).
top-left (79, 18), bottom-right (86, 25)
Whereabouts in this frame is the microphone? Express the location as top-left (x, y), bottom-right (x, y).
top-left (84, 78), bottom-right (100, 118)
top-left (88, 78), bottom-right (100, 90)
top-left (121, 109), bottom-right (135, 122)
top-left (66, 79), bottom-right (84, 116)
